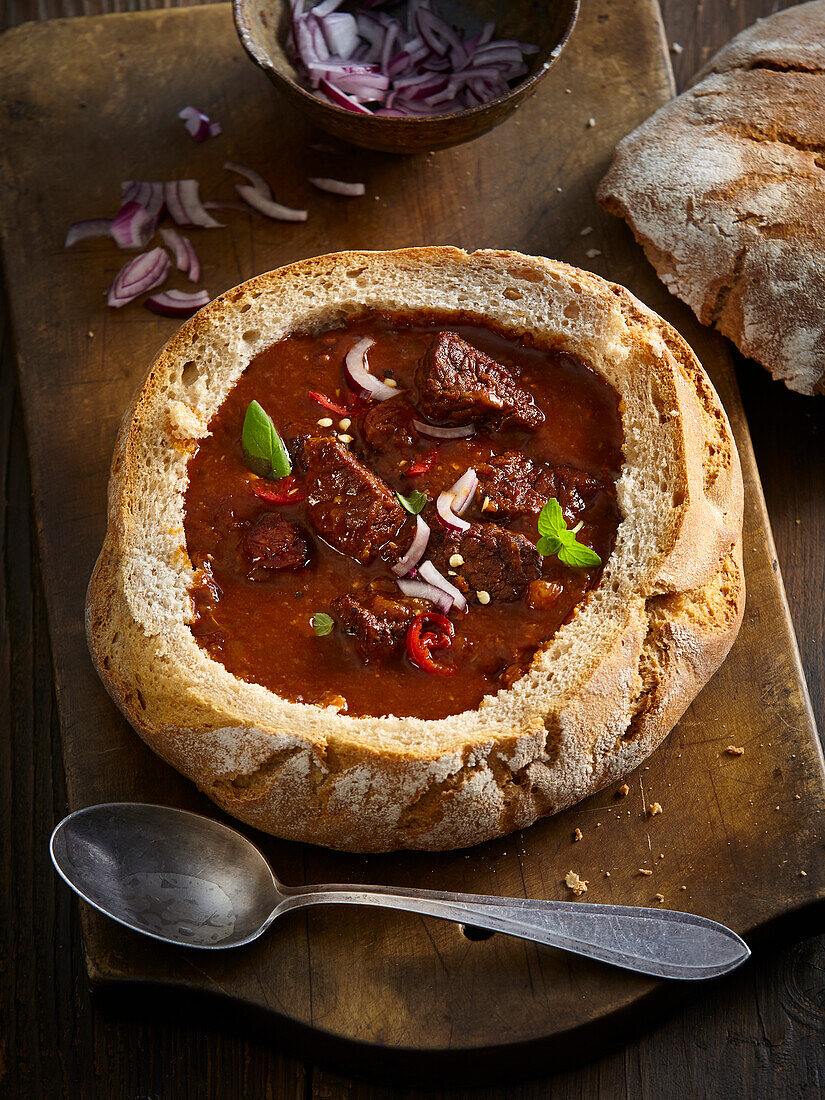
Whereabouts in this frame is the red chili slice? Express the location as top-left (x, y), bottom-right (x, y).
top-left (251, 476), bottom-right (306, 504)
top-left (406, 612), bottom-right (456, 676)
top-left (308, 391), bottom-right (351, 416)
top-left (406, 447), bottom-right (440, 478)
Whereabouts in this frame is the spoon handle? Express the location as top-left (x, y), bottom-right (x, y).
top-left (278, 885), bottom-right (749, 980)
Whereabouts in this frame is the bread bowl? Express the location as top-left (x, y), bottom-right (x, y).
top-left (87, 246), bottom-right (744, 852)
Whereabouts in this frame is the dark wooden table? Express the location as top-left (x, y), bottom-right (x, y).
top-left (2, 1), bottom-right (823, 1096)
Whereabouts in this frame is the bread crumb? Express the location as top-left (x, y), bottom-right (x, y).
top-left (573, 827), bottom-right (583, 842)
top-left (580, 226), bottom-right (593, 236)
top-left (638, 868), bottom-right (653, 876)
top-left (586, 248), bottom-right (602, 259)
top-left (604, 871), bottom-right (611, 877)
top-left (587, 117), bottom-right (596, 128)
top-left (617, 783), bottom-right (629, 797)
top-left (655, 893), bottom-right (665, 903)
top-left (87, 330), bottom-right (94, 338)
top-left (648, 802), bottom-right (663, 816)
top-left (565, 871), bottom-right (588, 896)
top-left (671, 41), bottom-right (683, 54)
top-left (680, 885), bottom-right (687, 890)
top-left (565, 88), bottom-right (572, 94)
top-left (800, 870), bottom-right (808, 876)
top-left (725, 745), bottom-right (745, 756)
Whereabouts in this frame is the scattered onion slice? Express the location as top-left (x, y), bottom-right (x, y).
top-left (412, 418), bottom-right (475, 440)
top-left (309, 177), bottom-right (366, 196)
top-left (110, 201), bottom-right (157, 249)
top-left (392, 515), bottom-right (431, 577)
top-left (235, 184), bottom-right (308, 222)
top-left (344, 337), bottom-right (398, 401)
top-left (224, 161), bottom-right (273, 200)
top-left (164, 180), bottom-right (223, 228)
top-left (397, 577), bottom-right (452, 616)
top-left (159, 226), bottom-right (188, 270)
top-left (418, 560), bottom-right (468, 613)
top-left (318, 78), bottom-right (375, 113)
top-left (64, 219), bottom-right (112, 248)
top-left (145, 288), bottom-right (211, 318)
top-left (122, 181), bottom-right (165, 220)
top-left (178, 106), bottom-right (216, 143)
top-left (107, 247), bottom-right (171, 308)
top-left (182, 236), bottom-right (201, 283)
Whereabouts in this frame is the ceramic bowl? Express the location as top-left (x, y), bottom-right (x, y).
top-left (233, 0), bottom-right (580, 154)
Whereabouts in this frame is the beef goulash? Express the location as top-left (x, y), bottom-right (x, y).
top-left (184, 314), bottom-right (623, 720)
top-left (87, 248), bottom-right (744, 851)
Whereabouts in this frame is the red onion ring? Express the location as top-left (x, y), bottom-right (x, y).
top-left (412, 419), bottom-right (475, 440)
top-left (224, 161), bottom-right (272, 200)
top-left (436, 489), bottom-right (471, 534)
top-left (318, 78), bottom-right (375, 113)
top-left (145, 288), bottom-right (211, 318)
top-left (107, 247), bottom-right (171, 308)
top-left (343, 337), bottom-right (398, 401)
top-left (448, 468), bottom-right (478, 516)
top-left (396, 577), bottom-right (452, 616)
top-left (182, 236), bottom-right (200, 283)
top-left (417, 560), bottom-right (468, 613)
top-left (164, 180), bottom-right (223, 229)
top-left (235, 184), bottom-right (308, 222)
top-left (122, 181), bottom-right (165, 220)
top-left (110, 201), bottom-right (157, 250)
top-left (159, 227), bottom-right (188, 270)
top-left (392, 515), bottom-right (431, 577)
top-left (64, 219), bottom-right (112, 248)
top-left (309, 177), bottom-right (366, 197)
top-left (178, 106), bottom-right (213, 143)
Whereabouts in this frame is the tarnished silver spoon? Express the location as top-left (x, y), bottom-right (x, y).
top-left (50, 802), bottom-right (750, 980)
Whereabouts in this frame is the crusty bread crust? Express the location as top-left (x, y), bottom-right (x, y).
top-left (86, 247), bottom-right (744, 852)
top-left (597, 1), bottom-right (825, 396)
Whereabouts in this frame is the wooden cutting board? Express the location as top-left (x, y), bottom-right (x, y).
top-left (1, 0), bottom-right (823, 1082)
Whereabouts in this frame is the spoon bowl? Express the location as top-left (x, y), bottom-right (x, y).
top-left (51, 802), bottom-right (751, 980)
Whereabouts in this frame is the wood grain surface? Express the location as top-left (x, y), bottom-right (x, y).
top-left (2, 1), bottom-right (825, 1097)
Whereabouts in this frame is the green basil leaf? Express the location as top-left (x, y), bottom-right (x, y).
top-left (557, 539), bottom-right (602, 569)
top-left (242, 400), bottom-right (292, 479)
top-left (537, 497), bottom-right (565, 539)
top-left (311, 612), bottom-right (334, 637)
top-left (396, 488), bottom-right (428, 515)
top-left (537, 534), bottom-right (563, 557)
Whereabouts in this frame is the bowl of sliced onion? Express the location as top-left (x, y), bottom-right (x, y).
top-left (234, 0), bottom-right (579, 154)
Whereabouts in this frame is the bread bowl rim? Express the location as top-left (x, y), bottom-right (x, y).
top-left (86, 245), bottom-right (745, 851)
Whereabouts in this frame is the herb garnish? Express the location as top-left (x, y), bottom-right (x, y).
top-left (242, 400), bottom-right (291, 479)
top-left (395, 488), bottom-right (429, 515)
top-left (536, 498), bottom-right (602, 568)
top-left (311, 612), bottom-right (334, 637)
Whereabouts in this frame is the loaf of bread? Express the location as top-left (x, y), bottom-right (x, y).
top-left (86, 247), bottom-right (744, 852)
top-left (597, 1), bottom-right (825, 395)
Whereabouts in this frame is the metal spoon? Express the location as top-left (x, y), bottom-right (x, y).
top-left (50, 802), bottom-right (750, 980)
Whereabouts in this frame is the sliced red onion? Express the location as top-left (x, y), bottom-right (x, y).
top-left (397, 577), bottom-right (452, 615)
top-left (392, 515), bottom-right (431, 577)
top-left (309, 177), bottom-right (366, 197)
top-left (321, 12), bottom-right (359, 59)
top-left (145, 288), bottom-right (211, 318)
top-left (65, 219), bottom-right (112, 248)
top-left (418, 560), bottom-right (468, 613)
top-left (107, 247), bottom-right (171, 308)
top-left (236, 184), bottom-right (308, 222)
top-left (182, 236), bottom-right (200, 283)
top-left (344, 337), bottom-right (398, 401)
top-left (178, 106), bottom-right (214, 143)
top-left (436, 489), bottom-right (471, 533)
top-left (110, 201), bottom-right (157, 249)
top-left (159, 226), bottom-right (188, 270)
top-left (449, 468), bottom-right (478, 515)
top-left (208, 122), bottom-right (223, 138)
top-left (164, 181), bottom-right (223, 228)
top-left (412, 419), bottom-right (475, 440)
top-left (122, 181), bottom-right (165, 220)
top-left (313, 0), bottom-right (345, 15)
top-left (223, 161), bottom-right (272, 200)
top-left (318, 78), bottom-right (374, 114)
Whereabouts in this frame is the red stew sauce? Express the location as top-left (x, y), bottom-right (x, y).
top-left (184, 312), bottom-right (624, 720)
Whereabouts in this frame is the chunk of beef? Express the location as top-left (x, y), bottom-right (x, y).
top-left (303, 437), bottom-right (408, 565)
top-left (477, 451), bottom-right (613, 524)
top-left (431, 521), bottom-right (542, 602)
top-left (361, 396), bottom-right (419, 478)
top-left (331, 591), bottom-right (427, 663)
top-left (416, 331), bottom-right (544, 430)
top-left (242, 514), bottom-right (311, 579)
